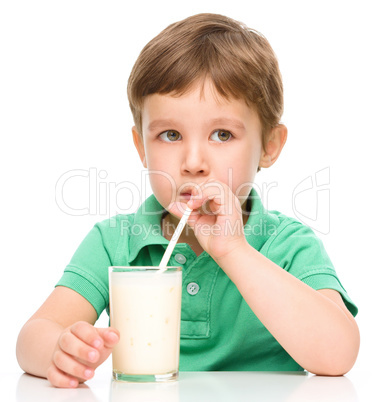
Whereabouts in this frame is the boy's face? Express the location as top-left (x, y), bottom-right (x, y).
top-left (133, 79), bottom-right (275, 212)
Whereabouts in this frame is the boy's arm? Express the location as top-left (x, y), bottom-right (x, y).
top-left (215, 245), bottom-right (360, 375)
top-left (16, 286), bottom-right (119, 388)
top-left (174, 180), bottom-right (359, 375)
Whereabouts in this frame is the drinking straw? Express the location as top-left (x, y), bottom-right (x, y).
top-left (159, 206), bottom-right (193, 270)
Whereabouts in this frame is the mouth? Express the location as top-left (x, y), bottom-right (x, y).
top-left (178, 185), bottom-right (195, 201)
top-left (179, 192), bottom-right (192, 201)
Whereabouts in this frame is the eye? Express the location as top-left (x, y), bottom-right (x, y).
top-left (158, 130), bottom-right (181, 142)
top-left (210, 129), bottom-right (232, 142)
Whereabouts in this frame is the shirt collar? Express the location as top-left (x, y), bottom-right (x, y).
top-left (127, 195), bottom-right (169, 263)
top-left (243, 188), bottom-right (280, 251)
top-left (127, 188), bottom-right (280, 263)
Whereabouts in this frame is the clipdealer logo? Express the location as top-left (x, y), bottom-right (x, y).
top-left (55, 168), bottom-right (155, 217)
top-left (292, 167), bottom-right (331, 235)
top-left (55, 167), bottom-right (331, 235)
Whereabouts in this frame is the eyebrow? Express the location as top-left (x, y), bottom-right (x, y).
top-left (209, 118), bottom-right (246, 131)
top-left (147, 118), bottom-right (246, 132)
top-left (147, 119), bottom-right (178, 132)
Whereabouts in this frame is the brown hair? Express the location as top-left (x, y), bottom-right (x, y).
top-left (127, 13), bottom-right (283, 147)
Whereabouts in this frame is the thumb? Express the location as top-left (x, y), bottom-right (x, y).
top-left (96, 327), bottom-right (120, 349)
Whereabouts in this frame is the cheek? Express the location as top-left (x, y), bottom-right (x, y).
top-left (230, 147), bottom-right (260, 198)
top-left (145, 154), bottom-right (179, 207)
top-left (148, 174), bottom-right (176, 209)
top-left (149, 172), bottom-right (177, 195)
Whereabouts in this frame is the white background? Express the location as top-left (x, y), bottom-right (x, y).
top-left (1, 0), bottom-right (383, 387)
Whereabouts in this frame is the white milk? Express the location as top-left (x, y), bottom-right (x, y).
top-left (110, 269), bottom-right (182, 376)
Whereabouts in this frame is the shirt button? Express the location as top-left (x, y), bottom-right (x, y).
top-left (174, 253), bottom-right (187, 264)
top-left (187, 282), bottom-right (200, 295)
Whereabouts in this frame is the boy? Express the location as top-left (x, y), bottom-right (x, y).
top-left (16, 13), bottom-right (359, 388)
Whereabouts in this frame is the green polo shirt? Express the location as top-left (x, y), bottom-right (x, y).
top-left (56, 189), bottom-right (357, 371)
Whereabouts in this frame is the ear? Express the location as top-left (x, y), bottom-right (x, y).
top-left (132, 126), bottom-right (147, 168)
top-left (259, 124), bottom-right (287, 168)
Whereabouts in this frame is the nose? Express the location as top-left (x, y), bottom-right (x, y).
top-left (181, 141), bottom-right (209, 176)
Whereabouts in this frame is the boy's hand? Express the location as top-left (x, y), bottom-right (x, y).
top-left (169, 179), bottom-right (249, 262)
top-left (47, 321), bottom-right (119, 388)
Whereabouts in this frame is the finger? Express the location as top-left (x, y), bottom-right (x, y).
top-left (192, 181), bottom-right (242, 216)
top-left (70, 321), bottom-right (104, 349)
top-left (47, 364), bottom-right (79, 388)
top-left (188, 181), bottom-right (229, 211)
top-left (188, 195), bottom-right (223, 216)
top-left (52, 349), bottom-right (94, 383)
top-left (97, 328), bottom-right (120, 349)
top-left (59, 331), bottom-right (100, 364)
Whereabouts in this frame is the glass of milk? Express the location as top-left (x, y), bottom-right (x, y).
top-left (109, 266), bottom-right (182, 382)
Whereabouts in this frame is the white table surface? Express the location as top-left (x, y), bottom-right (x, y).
top-left (1, 368), bottom-right (380, 402)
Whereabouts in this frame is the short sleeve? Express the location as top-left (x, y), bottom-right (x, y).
top-left (55, 215), bottom-right (131, 317)
top-left (264, 220), bottom-right (358, 317)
